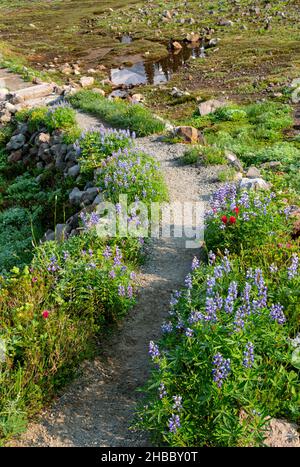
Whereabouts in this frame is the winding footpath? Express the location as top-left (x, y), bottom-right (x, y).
top-left (10, 113), bottom-right (223, 447)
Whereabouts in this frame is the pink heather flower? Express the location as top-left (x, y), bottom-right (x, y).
top-left (42, 310), bottom-right (49, 319)
top-left (32, 277), bottom-right (38, 283)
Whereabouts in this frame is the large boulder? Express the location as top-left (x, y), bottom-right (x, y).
top-left (67, 164), bottom-right (80, 178)
top-left (175, 126), bottom-right (203, 144)
top-left (69, 187), bottom-right (83, 206)
top-left (10, 83), bottom-right (55, 104)
top-left (55, 223), bottom-right (72, 242)
top-left (264, 419), bottom-right (300, 447)
top-left (246, 166), bottom-right (261, 179)
top-left (225, 150), bottom-right (243, 172)
top-left (79, 76), bottom-right (95, 88)
top-left (198, 98), bottom-right (226, 116)
top-left (240, 177), bottom-right (270, 191)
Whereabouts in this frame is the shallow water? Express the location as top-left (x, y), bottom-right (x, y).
top-left (110, 42), bottom-right (205, 87)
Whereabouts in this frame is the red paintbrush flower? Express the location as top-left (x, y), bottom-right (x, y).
top-left (229, 216), bottom-right (236, 224)
top-left (221, 215), bottom-right (228, 224)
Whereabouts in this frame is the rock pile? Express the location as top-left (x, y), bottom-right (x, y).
top-left (5, 123), bottom-right (104, 242)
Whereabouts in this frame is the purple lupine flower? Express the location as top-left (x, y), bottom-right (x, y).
top-left (168, 414), bottom-right (181, 433)
top-left (176, 318), bottom-right (185, 330)
top-left (215, 293), bottom-right (223, 311)
top-left (208, 251), bottom-right (216, 265)
top-left (89, 212), bottom-right (100, 227)
top-left (191, 256), bottom-right (200, 270)
top-left (118, 285), bottom-right (126, 296)
top-left (243, 342), bottom-right (254, 368)
top-left (212, 353), bottom-right (231, 388)
top-left (242, 282), bottom-right (252, 315)
top-left (63, 251), bottom-right (70, 261)
top-left (159, 383), bottom-right (167, 399)
top-left (206, 275), bottom-right (216, 296)
top-left (213, 265), bottom-right (223, 279)
top-left (185, 327), bottom-right (194, 338)
top-left (228, 281), bottom-right (238, 300)
top-left (239, 191), bottom-right (250, 208)
top-left (173, 395), bottom-right (183, 411)
top-left (188, 310), bottom-right (204, 324)
top-left (114, 246), bottom-right (123, 266)
top-left (161, 321), bottom-right (173, 333)
top-left (224, 294), bottom-right (234, 314)
top-left (269, 263), bottom-right (278, 274)
top-left (242, 212), bottom-right (251, 221)
top-left (270, 303), bottom-right (286, 324)
top-left (205, 297), bottom-right (217, 322)
top-left (47, 255), bottom-right (60, 273)
top-left (287, 254), bottom-right (299, 280)
top-left (116, 203), bottom-right (122, 215)
top-left (149, 341), bottom-right (160, 359)
top-left (127, 285), bottom-right (133, 298)
top-left (246, 268), bottom-right (254, 280)
top-left (185, 273), bottom-right (193, 289)
top-left (222, 256), bottom-right (231, 274)
top-left (234, 306), bottom-right (246, 331)
top-left (109, 269), bottom-right (116, 279)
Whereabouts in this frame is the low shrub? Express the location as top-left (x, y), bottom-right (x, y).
top-left (16, 103), bottom-right (78, 134)
top-left (182, 145), bottom-right (226, 166)
top-left (94, 147), bottom-right (168, 205)
top-left (69, 90), bottom-right (165, 136)
top-left (204, 184), bottom-right (291, 254)
top-left (76, 127), bottom-right (134, 175)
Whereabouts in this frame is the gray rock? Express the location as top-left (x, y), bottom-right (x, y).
top-left (69, 187), bottom-right (83, 206)
top-left (6, 134), bottom-right (26, 151)
top-left (0, 111), bottom-right (12, 124)
top-left (225, 150), bottom-right (243, 171)
top-left (198, 98), bottom-right (226, 116)
top-left (218, 19), bottom-right (234, 26)
top-left (50, 144), bottom-right (63, 158)
top-left (16, 123), bottom-right (29, 135)
top-left (81, 187), bottom-right (99, 204)
top-left (45, 229), bottom-right (55, 242)
top-left (67, 164), bottom-right (80, 178)
top-left (208, 38), bottom-right (220, 47)
top-left (92, 193), bottom-right (105, 206)
top-left (8, 150), bottom-right (22, 163)
top-left (240, 178), bottom-right (270, 191)
top-left (246, 166), bottom-right (261, 178)
top-left (65, 150), bottom-right (77, 163)
top-left (79, 76), bottom-right (95, 88)
top-left (55, 223), bottom-right (72, 242)
top-left (5, 102), bottom-right (17, 114)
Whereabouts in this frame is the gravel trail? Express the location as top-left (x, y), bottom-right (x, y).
top-left (9, 114), bottom-right (223, 447)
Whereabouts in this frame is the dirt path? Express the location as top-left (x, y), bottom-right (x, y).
top-left (9, 115), bottom-right (223, 447)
